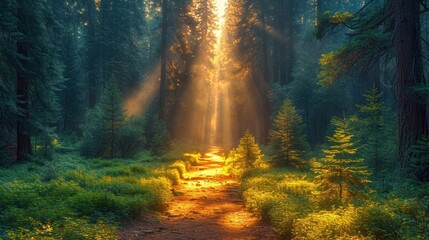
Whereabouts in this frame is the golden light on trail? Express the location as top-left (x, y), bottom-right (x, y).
top-left (214, 0), bottom-right (228, 39)
top-left (125, 61), bottom-right (160, 116)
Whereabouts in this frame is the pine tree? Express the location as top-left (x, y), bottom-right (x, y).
top-left (60, 32), bottom-right (84, 134)
top-left (100, 75), bottom-right (125, 158)
top-left (225, 130), bottom-right (266, 177)
top-left (314, 117), bottom-right (370, 205)
top-left (356, 85), bottom-right (386, 176)
top-left (142, 106), bottom-right (170, 155)
top-left (409, 136), bottom-right (429, 181)
top-left (269, 100), bottom-right (306, 168)
top-left (0, 0), bottom-right (64, 161)
top-left (83, 0), bottom-right (146, 108)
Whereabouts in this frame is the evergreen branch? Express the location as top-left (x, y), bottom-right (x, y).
top-left (421, 36), bottom-right (429, 48)
top-left (420, 0), bottom-right (429, 13)
top-left (354, 0), bottom-right (376, 15)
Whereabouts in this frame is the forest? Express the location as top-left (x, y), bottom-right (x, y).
top-left (0, 0), bottom-right (428, 239)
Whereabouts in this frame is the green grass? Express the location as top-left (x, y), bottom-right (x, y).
top-left (240, 168), bottom-right (429, 240)
top-left (0, 151), bottom-right (191, 240)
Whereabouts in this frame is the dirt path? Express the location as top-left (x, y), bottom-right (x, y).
top-left (119, 147), bottom-right (278, 240)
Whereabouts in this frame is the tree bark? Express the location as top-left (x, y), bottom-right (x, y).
top-left (283, 0), bottom-right (295, 86)
top-left (87, 1), bottom-right (98, 108)
top-left (158, 0), bottom-right (168, 120)
top-left (260, 0), bottom-right (270, 143)
top-left (394, 0), bottom-right (428, 169)
top-left (16, 41), bottom-right (31, 161)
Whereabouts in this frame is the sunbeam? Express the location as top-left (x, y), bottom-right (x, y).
top-left (125, 61), bottom-right (161, 116)
top-left (214, 0), bottom-right (228, 39)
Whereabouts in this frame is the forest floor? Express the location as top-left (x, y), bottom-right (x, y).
top-left (119, 146), bottom-right (278, 240)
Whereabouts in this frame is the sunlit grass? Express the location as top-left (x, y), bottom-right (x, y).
top-left (0, 152), bottom-right (197, 239)
top-left (239, 168), bottom-right (429, 239)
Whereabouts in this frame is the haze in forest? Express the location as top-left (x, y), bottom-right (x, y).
top-left (0, 0), bottom-right (428, 239)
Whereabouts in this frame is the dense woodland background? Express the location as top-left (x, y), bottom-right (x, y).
top-left (0, 0), bottom-right (429, 239)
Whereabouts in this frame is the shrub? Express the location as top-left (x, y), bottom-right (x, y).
top-left (269, 201), bottom-right (307, 239)
top-left (240, 171), bottom-right (315, 239)
top-left (142, 110), bottom-right (171, 155)
top-left (80, 107), bottom-right (103, 158)
top-left (102, 164), bottom-right (148, 177)
top-left (68, 191), bottom-right (150, 220)
top-left (183, 152), bottom-right (200, 165)
top-left (243, 190), bottom-right (287, 220)
top-left (154, 167), bottom-right (181, 185)
top-left (7, 218), bottom-right (117, 240)
top-left (117, 119), bottom-right (146, 158)
top-left (352, 203), bottom-right (401, 240)
top-left (0, 155), bottom-right (176, 239)
top-left (100, 177), bottom-right (150, 196)
top-left (277, 178), bottom-right (316, 196)
top-left (171, 160), bottom-right (188, 178)
top-left (139, 177), bottom-right (173, 211)
top-left (293, 210), bottom-right (356, 240)
top-left (64, 169), bottom-right (101, 188)
top-left (40, 160), bottom-right (67, 181)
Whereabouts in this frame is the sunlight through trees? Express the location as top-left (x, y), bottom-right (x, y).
top-left (0, 0), bottom-right (428, 239)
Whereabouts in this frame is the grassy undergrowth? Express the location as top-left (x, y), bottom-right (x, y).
top-left (240, 168), bottom-right (429, 240)
top-left (0, 152), bottom-right (195, 239)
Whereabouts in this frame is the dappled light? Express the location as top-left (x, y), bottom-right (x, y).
top-left (120, 146), bottom-right (277, 239)
top-left (1, 0), bottom-right (428, 239)
top-left (264, 26), bottom-right (288, 44)
top-left (125, 62), bottom-right (161, 116)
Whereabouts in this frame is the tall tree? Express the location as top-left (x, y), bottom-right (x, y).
top-left (160, 0), bottom-right (218, 144)
top-left (159, 0), bottom-right (169, 120)
top-left (14, 0), bottom-right (63, 161)
top-left (16, 17), bottom-right (31, 161)
top-left (222, 0), bottom-right (270, 144)
top-left (0, 0), bottom-right (18, 162)
top-left (267, 0), bottom-right (299, 86)
top-left (83, 0), bottom-right (145, 108)
top-left (394, 0), bottom-right (428, 168)
top-left (83, 0), bottom-right (99, 108)
top-left (100, 76), bottom-right (125, 159)
top-left (315, 0), bottom-right (429, 174)
top-left (57, 0), bottom-right (85, 134)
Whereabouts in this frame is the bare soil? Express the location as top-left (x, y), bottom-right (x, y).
top-left (119, 147), bottom-right (278, 240)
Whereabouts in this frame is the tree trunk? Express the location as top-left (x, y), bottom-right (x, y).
top-left (16, 41), bottom-right (31, 162)
top-left (394, 0), bottom-right (428, 169)
top-left (87, 1), bottom-right (98, 108)
top-left (260, 0), bottom-right (270, 143)
top-left (272, 0), bottom-right (285, 85)
top-left (158, 0), bottom-right (168, 120)
top-left (283, 0), bottom-right (295, 86)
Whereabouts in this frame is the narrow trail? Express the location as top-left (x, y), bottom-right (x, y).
top-left (119, 146), bottom-right (278, 240)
